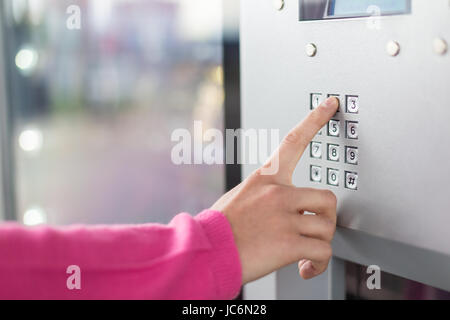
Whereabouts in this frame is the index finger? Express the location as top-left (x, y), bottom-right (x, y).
top-left (272, 97), bottom-right (339, 182)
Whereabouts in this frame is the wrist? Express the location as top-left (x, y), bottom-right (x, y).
top-left (195, 210), bottom-right (243, 298)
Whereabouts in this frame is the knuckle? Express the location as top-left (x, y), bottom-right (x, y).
top-left (328, 219), bottom-right (337, 235)
top-left (283, 130), bottom-right (308, 147)
top-left (321, 220), bottom-right (336, 241)
top-left (322, 190), bottom-right (337, 207)
top-left (249, 171), bottom-right (261, 184)
top-left (262, 184), bottom-right (284, 202)
top-left (321, 243), bottom-right (333, 261)
top-left (283, 131), bottom-right (300, 145)
top-left (251, 168), bottom-right (264, 178)
top-left (308, 108), bottom-right (325, 128)
top-left (317, 101), bottom-right (330, 113)
top-left (249, 168), bottom-right (267, 183)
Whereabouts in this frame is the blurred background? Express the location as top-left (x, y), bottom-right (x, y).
top-left (0, 0), bottom-right (240, 225)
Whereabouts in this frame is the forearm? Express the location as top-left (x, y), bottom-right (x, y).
top-left (0, 210), bottom-right (242, 300)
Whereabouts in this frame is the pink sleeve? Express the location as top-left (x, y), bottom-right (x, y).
top-left (0, 210), bottom-right (242, 300)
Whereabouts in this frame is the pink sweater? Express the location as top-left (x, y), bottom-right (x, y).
top-left (0, 210), bottom-right (242, 300)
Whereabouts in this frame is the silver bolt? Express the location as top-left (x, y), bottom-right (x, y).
top-left (386, 41), bottom-right (400, 57)
top-left (433, 38), bottom-right (448, 55)
top-left (273, 0), bottom-right (284, 11)
top-left (306, 43), bottom-right (317, 57)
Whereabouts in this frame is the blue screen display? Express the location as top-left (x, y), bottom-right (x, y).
top-left (329, 0), bottom-right (411, 17)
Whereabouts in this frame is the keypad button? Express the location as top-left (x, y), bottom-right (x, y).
top-left (318, 126), bottom-right (327, 136)
top-left (311, 93), bottom-right (323, 110)
top-left (310, 166), bottom-right (322, 183)
top-left (346, 95), bottom-right (359, 113)
top-left (310, 142), bottom-right (322, 159)
top-left (345, 147), bottom-right (359, 165)
top-left (328, 120), bottom-right (340, 137)
top-left (327, 168), bottom-right (339, 186)
top-left (328, 144), bottom-right (340, 162)
top-left (346, 121), bottom-right (359, 140)
top-left (318, 125), bottom-right (327, 136)
top-left (327, 94), bottom-right (341, 112)
top-left (345, 171), bottom-right (358, 190)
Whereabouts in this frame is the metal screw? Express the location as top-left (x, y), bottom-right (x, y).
top-left (273, 0), bottom-right (284, 11)
top-left (306, 43), bottom-right (317, 57)
top-left (433, 38), bottom-right (448, 55)
top-left (386, 41), bottom-right (400, 57)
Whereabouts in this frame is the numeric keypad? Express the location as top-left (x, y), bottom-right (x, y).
top-left (308, 92), bottom-right (360, 190)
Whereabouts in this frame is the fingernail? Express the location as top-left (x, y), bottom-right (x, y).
top-left (300, 261), bottom-right (314, 278)
top-left (303, 260), bottom-right (313, 270)
top-left (324, 97), bottom-right (339, 109)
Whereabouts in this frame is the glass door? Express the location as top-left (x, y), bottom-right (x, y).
top-left (0, 0), bottom-right (226, 225)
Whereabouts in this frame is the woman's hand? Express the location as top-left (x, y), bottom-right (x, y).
top-left (212, 97), bottom-right (339, 284)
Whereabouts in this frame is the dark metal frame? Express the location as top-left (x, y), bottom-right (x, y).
top-left (222, 0), bottom-right (242, 299)
top-left (0, 3), bottom-right (17, 221)
top-left (222, 2), bottom-right (241, 194)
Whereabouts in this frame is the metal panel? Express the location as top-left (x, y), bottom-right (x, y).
top-left (333, 227), bottom-right (450, 293)
top-left (241, 0), bottom-right (450, 297)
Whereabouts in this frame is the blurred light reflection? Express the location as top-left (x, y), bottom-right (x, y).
top-left (23, 206), bottom-right (47, 226)
top-left (15, 48), bottom-right (38, 74)
top-left (18, 129), bottom-right (43, 153)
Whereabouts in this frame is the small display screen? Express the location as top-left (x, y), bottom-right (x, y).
top-left (299, 0), bottom-right (411, 21)
top-left (329, 0), bottom-right (411, 17)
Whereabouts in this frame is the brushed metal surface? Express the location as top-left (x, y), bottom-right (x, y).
top-left (241, 0), bottom-right (450, 256)
top-left (242, 0), bottom-right (450, 297)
